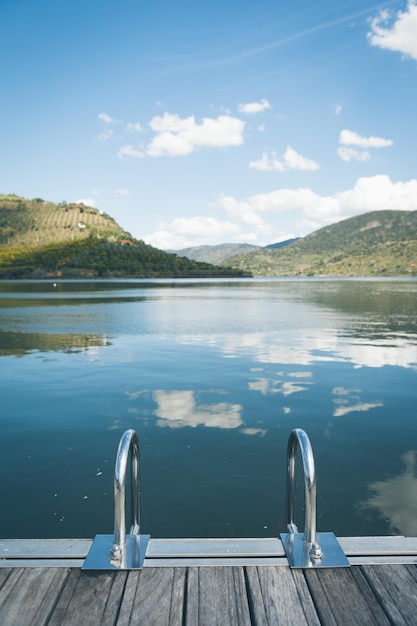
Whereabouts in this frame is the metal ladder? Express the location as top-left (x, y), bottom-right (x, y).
top-left (280, 428), bottom-right (349, 568)
top-left (83, 429), bottom-right (150, 570)
top-left (84, 427), bottom-right (349, 569)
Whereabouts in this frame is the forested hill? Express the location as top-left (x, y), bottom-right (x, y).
top-left (0, 195), bottom-right (249, 279)
top-left (223, 210), bottom-right (417, 276)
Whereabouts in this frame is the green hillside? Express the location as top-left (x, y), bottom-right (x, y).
top-left (0, 194), bottom-right (129, 246)
top-left (0, 195), bottom-right (250, 279)
top-left (224, 210), bottom-right (417, 276)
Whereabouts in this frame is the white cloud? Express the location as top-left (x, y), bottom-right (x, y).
top-left (368, 1), bottom-right (417, 61)
top-left (118, 144), bottom-right (144, 159)
top-left (98, 112), bottom-right (119, 124)
top-left (96, 112), bottom-right (121, 143)
top-left (337, 147), bottom-right (371, 162)
top-left (96, 113), bottom-right (143, 143)
top-left (144, 216), bottom-right (242, 249)
top-left (98, 108), bottom-right (244, 159)
top-left (96, 129), bottom-right (114, 143)
top-left (218, 195), bottom-right (272, 232)
top-left (219, 175), bottom-right (417, 237)
top-left (249, 147), bottom-right (319, 172)
top-left (126, 122), bottom-right (144, 133)
top-left (337, 175), bottom-right (417, 212)
top-left (114, 187), bottom-right (130, 196)
top-left (238, 99), bottom-right (271, 114)
top-left (283, 146), bottom-right (320, 171)
top-left (222, 187), bottom-right (337, 222)
top-left (249, 151), bottom-right (285, 172)
top-left (145, 112), bottom-right (245, 157)
top-left (335, 104), bottom-right (342, 116)
top-left (338, 129), bottom-right (393, 163)
top-left (339, 129), bottom-right (393, 149)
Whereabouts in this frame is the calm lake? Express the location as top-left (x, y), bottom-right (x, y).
top-left (0, 277), bottom-right (416, 540)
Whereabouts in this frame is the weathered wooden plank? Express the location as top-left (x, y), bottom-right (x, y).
top-left (291, 569), bottom-right (321, 626)
top-left (116, 571), bottom-right (140, 626)
top-left (29, 568), bottom-right (71, 625)
top-left (48, 569), bottom-right (82, 626)
top-left (54, 571), bottom-right (118, 626)
top-left (0, 568), bottom-right (68, 626)
top-left (304, 566), bottom-right (391, 625)
top-left (246, 566), bottom-right (318, 625)
top-left (404, 564), bottom-right (417, 584)
top-left (232, 567), bottom-right (252, 626)
top-left (100, 571), bottom-right (128, 625)
top-left (361, 564), bottom-right (417, 625)
top-left (184, 567), bottom-right (199, 625)
top-left (170, 568), bottom-right (188, 625)
top-left (0, 568), bottom-right (24, 605)
top-left (185, 566), bottom-right (251, 626)
top-left (126, 567), bottom-right (186, 626)
top-left (244, 567), bottom-right (268, 625)
top-left (0, 568), bottom-right (13, 590)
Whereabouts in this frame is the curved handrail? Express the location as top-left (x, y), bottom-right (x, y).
top-left (286, 428), bottom-right (317, 546)
top-left (111, 429), bottom-right (140, 561)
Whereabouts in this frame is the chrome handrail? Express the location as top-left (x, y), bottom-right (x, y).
top-left (83, 429), bottom-right (150, 569)
top-left (281, 428), bottom-right (350, 568)
top-left (111, 429), bottom-right (140, 561)
top-left (286, 428), bottom-right (320, 556)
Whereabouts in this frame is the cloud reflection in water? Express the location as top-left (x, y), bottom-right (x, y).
top-left (153, 390), bottom-right (243, 430)
top-left (180, 329), bottom-right (417, 370)
top-left (332, 387), bottom-right (383, 417)
top-left (361, 450), bottom-right (417, 536)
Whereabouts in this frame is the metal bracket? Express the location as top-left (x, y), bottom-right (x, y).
top-left (280, 531), bottom-right (349, 568)
top-left (83, 533), bottom-right (150, 570)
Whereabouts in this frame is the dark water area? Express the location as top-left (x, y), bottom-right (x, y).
top-left (0, 277), bottom-right (416, 540)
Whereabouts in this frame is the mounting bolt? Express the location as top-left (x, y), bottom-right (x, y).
top-left (310, 542), bottom-right (322, 561)
top-left (110, 544), bottom-right (122, 562)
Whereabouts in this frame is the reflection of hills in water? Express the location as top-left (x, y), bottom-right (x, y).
top-left (0, 330), bottom-right (110, 357)
top-left (306, 280), bottom-right (416, 314)
top-left (305, 280), bottom-right (417, 338)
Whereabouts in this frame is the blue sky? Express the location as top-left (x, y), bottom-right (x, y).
top-left (1, 0), bottom-right (417, 249)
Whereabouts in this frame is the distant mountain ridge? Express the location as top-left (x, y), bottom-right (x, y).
top-left (224, 210), bottom-right (417, 276)
top-left (170, 238), bottom-right (298, 264)
top-left (168, 243), bottom-right (260, 264)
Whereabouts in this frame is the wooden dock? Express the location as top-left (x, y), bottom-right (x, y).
top-left (1, 537), bottom-right (417, 625)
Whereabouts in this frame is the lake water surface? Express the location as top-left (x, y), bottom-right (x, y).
top-left (1, 278), bottom-right (416, 540)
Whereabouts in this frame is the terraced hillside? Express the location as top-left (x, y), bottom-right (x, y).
top-left (0, 195), bottom-right (129, 247)
top-left (0, 194), bottom-right (251, 279)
